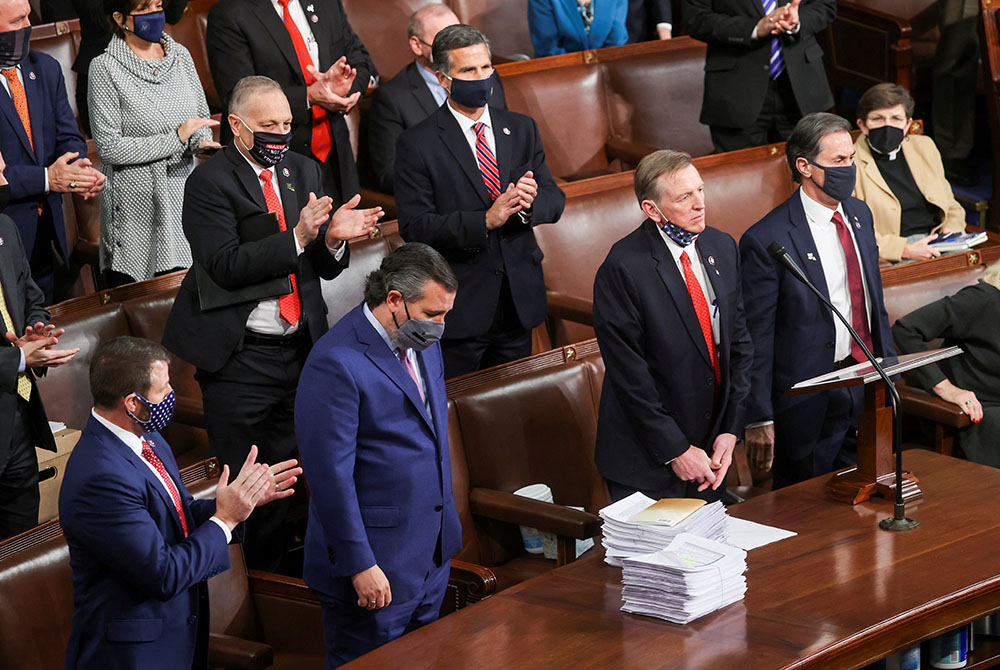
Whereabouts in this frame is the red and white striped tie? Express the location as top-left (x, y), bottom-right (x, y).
top-left (473, 122), bottom-right (502, 200)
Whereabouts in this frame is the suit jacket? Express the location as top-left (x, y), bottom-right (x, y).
top-left (528, 0), bottom-right (629, 58)
top-left (593, 221), bottom-right (753, 493)
top-left (0, 214), bottom-right (56, 457)
top-left (739, 189), bottom-right (896, 459)
top-left (684, 0), bottom-right (836, 129)
top-left (60, 417), bottom-right (231, 670)
top-left (394, 104), bottom-right (566, 339)
top-left (161, 143), bottom-right (348, 373)
top-left (207, 0), bottom-right (375, 202)
top-left (626, 0), bottom-right (673, 42)
top-left (0, 51), bottom-right (87, 259)
top-left (367, 61), bottom-right (507, 194)
top-left (853, 133), bottom-right (967, 262)
top-left (296, 303), bottom-right (462, 604)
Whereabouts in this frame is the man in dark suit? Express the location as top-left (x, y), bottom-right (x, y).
top-left (740, 113), bottom-right (896, 488)
top-left (0, 0), bottom-right (105, 303)
top-left (627, 0), bottom-right (672, 42)
top-left (162, 76), bottom-right (381, 570)
top-left (0, 157), bottom-right (78, 539)
top-left (593, 150), bottom-right (752, 502)
top-left (395, 24), bottom-right (565, 379)
top-left (60, 336), bottom-right (301, 670)
top-left (207, 0), bottom-right (376, 205)
top-left (296, 242), bottom-right (462, 666)
top-left (366, 3), bottom-right (507, 194)
top-left (684, 0), bottom-right (836, 153)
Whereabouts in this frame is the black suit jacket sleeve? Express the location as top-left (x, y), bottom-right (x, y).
top-left (684, 0), bottom-right (834, 47)
top-left (652, 0), bottom-right (672, 25)
top-left (206, 9), bottom-right (262, 113)
top-left (593, 259), bottom-right (691, 464)
top-left (367, 82), bottom-right (407, 194)
top-left (0, 218), bottom-right (49, 391)
top-left (519, 119), bottom-right (565, 228)
top-left (738, 229), bottom-right (780, 424)
top-left (331, 0), bottom-right (376, 92)
top-left (720, 247), bottom-right (753, 437)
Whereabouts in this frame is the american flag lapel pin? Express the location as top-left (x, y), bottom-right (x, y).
top-left (502, 127), bottom-right (510, 135)
top-left (282, 167), bottom-right (290, 177)
top-left (306, 3), bottom-right (314, 10)
top-left (806, 252), bottom-right (817, 261)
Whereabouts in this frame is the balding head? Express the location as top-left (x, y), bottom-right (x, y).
top-left (0, 0), bottom-right (31, 31)
top-left (408, 3), bottom-right (459, 70)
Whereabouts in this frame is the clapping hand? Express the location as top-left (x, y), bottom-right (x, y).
top-left (6, 322), bottom-right (79, 368)
top-left (306, 59), bottom-right (361, 113)
top-left (325, 193), bottom-right (384, 245)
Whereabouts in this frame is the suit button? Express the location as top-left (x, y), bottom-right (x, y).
top-left (704, 412), bottom-right (711, 420)
top-left (188, 615), bottom-right (197, 624)
top-left (495, 269), bottom-right (502, 275)
top-left (435, 505), bottom-right (443, 512)
top-left (826, 342), bottom-right (835, 348)
top-left (706, 376), bottom-right (713, 387)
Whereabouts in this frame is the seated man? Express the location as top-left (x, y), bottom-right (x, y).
top-left (852, 83), bottom-right (967, 263)
top-left (367, 3), bottom-right (506, 194)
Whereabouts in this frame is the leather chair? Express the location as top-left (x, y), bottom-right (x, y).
top-left (448, 0), bottom-right (534, 59)
top-left (341, 0), bottom-right (427, 82)
top-left (164, 0), bottom-right (221, 110)
top-left (320, 223), bottom-right (401, 328)
top-left (28, 19), bottom-right (80, 120)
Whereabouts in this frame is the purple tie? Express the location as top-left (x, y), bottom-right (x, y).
top-left (761, 0), bottom-right (786, 80)
top-left (398, 350), bottom-right (425, 403)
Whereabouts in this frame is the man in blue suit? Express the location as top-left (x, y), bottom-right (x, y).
top-left (740, 113), bottom-right (896, 488)
top-left (296, 243), bottom-right (462, 667)
top-left (60, 336), bottom-right (301, 670)
top-left (0, 0), bottom-right (105, 303)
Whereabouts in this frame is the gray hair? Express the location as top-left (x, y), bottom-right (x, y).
top-left (431, 24), bottom-right (490, 76)
top-left (407, 3), bottom-right (454, 40)
top-left (228, 75), bottom-right (284, 116)
top-left (785, 112), bottom-right (853, 183)
top-left (633, 150), bottom-right (693, 204)
top-left (364, 243), bottom-right (458, 308)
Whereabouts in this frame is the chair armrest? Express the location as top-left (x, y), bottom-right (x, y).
top-left (469, 488), bottom-right (602, 540)
top-left (208, 632), bottom-right (274, 670)
top-left (546, 291), bottom-right (594, 326)
top-left (447, 559), bottom-right (498, 610)
top-left (899, 385), bottom-right (972, 428)
top-left (605, 136), bottom-right (658, 167)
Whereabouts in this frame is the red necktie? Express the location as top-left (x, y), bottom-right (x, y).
top-left (398, 349), bottom-right (425, 403)
top-left (259, 169), bottom-right (302, 325)
top-left (141, 440), bottom-right (189, 537)
top-left (680, 251), bottom-right (721, 388)
top-left (831, 211), bottom-right (874, 361)
top-left (276, 0), bottom-right (332, 162)
top-left (473, 122), bottom-right (502, 200)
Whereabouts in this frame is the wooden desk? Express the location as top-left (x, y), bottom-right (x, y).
top-left (346, 451), bottom-right (1000, 669)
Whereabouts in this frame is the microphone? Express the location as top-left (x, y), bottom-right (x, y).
top-left (766, 242), bottom-right (917, 531)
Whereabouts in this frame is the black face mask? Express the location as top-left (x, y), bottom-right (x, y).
top-left (236, 117), bottom-right (291, 167)
top-left (867, 125), bottom-right (905, 155)
top-left (0, 183), bottom-right (9, 212)
top-left (446, 71), bottom-right (494, 108)
top-left (0, 26), bottom-right (31, 69)
top-left (807, 160), bottom-right (857, 203)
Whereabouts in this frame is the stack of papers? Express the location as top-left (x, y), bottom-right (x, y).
top-left (620, 533), bottom-right (747, 624)
top-left (930, 231), bottom-right (988, 253)
top-left (600, 493), bottom-right (728, 567)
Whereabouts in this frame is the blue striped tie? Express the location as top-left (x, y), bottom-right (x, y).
top-left (761, 0), bottom-right (786, 80)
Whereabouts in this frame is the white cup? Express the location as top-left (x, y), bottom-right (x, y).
top-left (513, 483), bottom-right (556, 557)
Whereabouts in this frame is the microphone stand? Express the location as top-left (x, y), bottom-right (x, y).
top-left (767, 243), bottom-right (918, 531)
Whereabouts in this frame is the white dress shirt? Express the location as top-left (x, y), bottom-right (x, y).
top-left (657, 227), bottom-right (720, 344)
top-left (1, 64), bottom-right (50, 192)
top-left (799, 188), bottom-right (872, 362)
top-left (90, 408), bottom-right (231, 542)
top-left (417, 62), bottom-right (448, 107)
top-left (446, 102), bottom-right (496, 161)
top-left (363, 303), bottom-right (429, 413)
top-left (237, 149), bottom-right (345, 335)
top-left (270, 0), bottom-right (319, 68)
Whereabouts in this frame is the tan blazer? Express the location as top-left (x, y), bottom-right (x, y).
top-left (853, 133), bottom-right (967, 262)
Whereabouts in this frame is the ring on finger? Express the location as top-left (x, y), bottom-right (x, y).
top-left (69, 180), bottom-right (77, 189)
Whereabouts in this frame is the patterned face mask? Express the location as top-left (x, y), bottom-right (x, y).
top-left (126, 390), bottom-right (176, 434)
top-left (653, 203), bottom-right (699, 246)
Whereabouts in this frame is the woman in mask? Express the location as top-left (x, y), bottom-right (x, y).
top-left (852, 83), bottom-right (967, 263)
top-left (88, 0), bottom-right (220, 286)
top-left (528, 0), bottom-right (628, 58)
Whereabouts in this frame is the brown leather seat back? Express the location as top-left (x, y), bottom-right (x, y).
top-left (29, 20), bottom-right (80, 120)
top-left (696, 149), bottom-right (795, 241)
top-left (342, 0), bottom-right (426, 81)
top-left (164, 0), bottom-right (219, 110)
top-left (601, 44), bottom-right (713, 158)
top-left (209, 544), bottom-right (264, 640)
top-left (449, 0), bottom-right (534, 58)
top-left (447, 399), bottom-right (482, 564)
top-left (499, 65), bottom-right (611, 179)
top-left (0, 522), bottom-right (73, 670)
top-left (40, 303), bottom-right (131, 430)
top-left (322, 233), bottom-right (393, 328)
top-left (883, 267), bottom-right (986, 325)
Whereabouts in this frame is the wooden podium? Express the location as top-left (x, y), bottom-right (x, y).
top-left (786, 347), bottom-right (963, 505)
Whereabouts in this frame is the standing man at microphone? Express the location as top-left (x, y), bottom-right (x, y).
top-left (740, 112), bottom-right (895, 488)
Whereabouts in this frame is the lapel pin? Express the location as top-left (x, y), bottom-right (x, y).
top-left (715, 269), bottom-right (720, 275)
top-left (310, 14), bottom-right (318, 22)
top-left (806, 252), bottom-right (817, 261)
top-left (285, 182), bottom-right (295, 192)
top-left (707, 255), bottom-right (715, 265)
top-left (0, 236), bottom-right (4, 246)
top-left (853, 215), bottom-right (861, 229)
top-left (28, 71), bottom-right (35, 80)
top-left (306, 3), bottom-right (314, 9)
top-left (282, 167), bottom-right (290, 177)
top-left (502, 127), bottom-right (510, 135)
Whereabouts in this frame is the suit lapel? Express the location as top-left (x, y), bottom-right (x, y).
top-left (298, 0), bottom-right (329, 69)
top-left (275, 157), bottom-right (300, 231)
top-left (142, 435), bottom-right (191, 534)
top-left (355, 308), bottom-right (436, 434)
top-left (585, 0), bottom-right (612, 45)
top-left (417, 348), bottom-right (444, 440)
top-left (785, 189), bottom-right (834, 327)
top-left (0, 69), bottom-right (35, 159)
top-left (559, 0), bottom-right (589, 44)
top-left (645, 220), bottom-right (713, 368)
top-left (491, 107), bottom-right (513, 190)
top-left (0, 248), bottom-right (22, 334)
top-left (842, 198), bottom-right (882, 316)
top-left (857, 143), bottom-right (895, 203)
top-left (695, 233), bottom-right (728, 365)
top-left (250, 0), bottom-right (306, 81)
top-left (21, 62), bottom-right (43, 164)
top-left (437, 107), bottom-right (492, 207)
top-left (407, 62), bottom-right (439, 116)
top-left (226, 144), bottom-right (268, 211)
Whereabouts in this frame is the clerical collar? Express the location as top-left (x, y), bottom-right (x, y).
top-left (867, 136), bottom-right (900, 162)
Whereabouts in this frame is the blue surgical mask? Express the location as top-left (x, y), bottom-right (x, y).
top-left (392, 300), bottom-right (445, 351)
top-left (126, 390), bottom-right (176, 434)
top-left (445, 71), bottom-right (494, 109)
top-left (128, 10), bottom-right (165, 43)
top-left (808, 160), bottom-right (857, 203)
top-left (652, 203), bottom-right (698, 246)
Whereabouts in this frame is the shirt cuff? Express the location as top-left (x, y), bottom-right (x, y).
top-left (327, 239), bottom-right (347, 259)
top-left (746, 420), bottom-right (774, 429)
top-left (43, 167), bottom-right (49, 194)
top-left (18, 348), bottom-right (25, 373)
top-left (293, 231), bottom-right (304, 256)
top-left (208, 516), bottom-right (233, 543)
top-left (656, 22), bottom-right (672, 30)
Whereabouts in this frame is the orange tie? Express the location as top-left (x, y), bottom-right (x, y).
top-left (2, 68), bottom-right (33, 150)
top-left (259, 169), bottom-right (302, 325)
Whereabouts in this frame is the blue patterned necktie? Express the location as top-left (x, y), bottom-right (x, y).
top-left (761, 0), bottom-right (786, 80)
